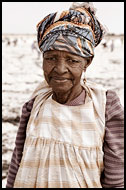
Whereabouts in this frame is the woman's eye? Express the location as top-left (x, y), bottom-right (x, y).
top-left (45, 57), bottom-right (56, 61)
top-left (67, 59), bottom-right (79, 63)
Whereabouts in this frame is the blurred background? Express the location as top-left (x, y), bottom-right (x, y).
top-left (2, 2), bottom-right (124, 188)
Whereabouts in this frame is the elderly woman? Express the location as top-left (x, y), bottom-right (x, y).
top-left (6, 2), bottom-right (124, 188)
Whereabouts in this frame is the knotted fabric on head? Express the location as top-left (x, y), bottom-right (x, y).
top-left (36, 2), bottom-right (107, 61)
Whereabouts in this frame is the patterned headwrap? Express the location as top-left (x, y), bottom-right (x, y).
top-left (36, 2), bottom-right (106, 59)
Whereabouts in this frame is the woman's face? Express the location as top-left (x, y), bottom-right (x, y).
top-left (43, 50), bottom-right (90, 93)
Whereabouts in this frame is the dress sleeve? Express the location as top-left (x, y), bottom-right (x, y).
top-left (101, 90), bottom-right (124, 188)
top-left (6, 98), bottom-right (35, 188)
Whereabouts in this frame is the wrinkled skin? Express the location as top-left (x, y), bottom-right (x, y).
top-left (43, 50), bottom-right (92, 104)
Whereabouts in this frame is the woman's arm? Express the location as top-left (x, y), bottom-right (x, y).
top-left (6, 98), bottom-right (35, 188)
top-left (101, 90), bottom-right (124, 188)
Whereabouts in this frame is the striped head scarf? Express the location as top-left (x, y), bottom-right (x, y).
top-left (36, 2), bottom-right (106, 61)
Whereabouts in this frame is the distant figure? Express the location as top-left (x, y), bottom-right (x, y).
top-left (102, 42), bottom-right (107, 48)
top-left (13, 39), bottom-right (18, 46)
top-left (4, 37), bottom-right (9, 46)
top-left (31, 41), bottom-right (41, 59)
top-left (37, 49), bottom-right (41, 59)
top-left (31, 41), bottom-right (37, 51)
top-left (120, 36), bottom-right (124, 46)
top-left (7, 40), bottom-right (11, 46)
top-left (110, 39), bottom-right (114, 52)
top-left (101, 39), bottom-right (107, 48)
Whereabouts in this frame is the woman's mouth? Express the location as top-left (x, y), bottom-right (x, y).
top-left (51, 77), bottom-right (71, 83)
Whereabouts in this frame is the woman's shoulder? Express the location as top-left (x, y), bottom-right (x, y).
top-left (105, 89), bottom-right (124, 121)
top-left (106, 89), bottom-right (122, 105)
top-left (106, 89), bottom-right (119, 97)
top-left (22, 97), bottom-right (36, 113)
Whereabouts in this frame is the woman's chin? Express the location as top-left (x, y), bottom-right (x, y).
top-left (52, 85), bottom-right (72, 93)
top-left (50, 79), bottom-right (73, 93)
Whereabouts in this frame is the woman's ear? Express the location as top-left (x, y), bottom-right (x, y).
top-left (83, 67), bottom-right (86, 72)
top-left (87, 57), bottom-right (93, 67)
top-left (85, 56), bottom-right (93, 68)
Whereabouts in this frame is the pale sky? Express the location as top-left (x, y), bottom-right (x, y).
top-left (2, 2), bottom-right (124, 35)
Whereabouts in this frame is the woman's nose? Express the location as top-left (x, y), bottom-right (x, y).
top-left (54, 59), bottom-right (68, 74)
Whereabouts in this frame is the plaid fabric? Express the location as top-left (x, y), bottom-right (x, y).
top-left (6, 89), bottom-right (124, 188)
top-left (13, 80), bottom-right (106, 188)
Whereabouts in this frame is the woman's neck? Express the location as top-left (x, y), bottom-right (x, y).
top-left (52, 84), bottom-right (83, 104)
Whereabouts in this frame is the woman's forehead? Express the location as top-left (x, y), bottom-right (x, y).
top-left (44, 50), bottom-right (84, 59)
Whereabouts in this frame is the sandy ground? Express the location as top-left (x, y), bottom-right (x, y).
top-left (2, 34), bottom-right (124, 187)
